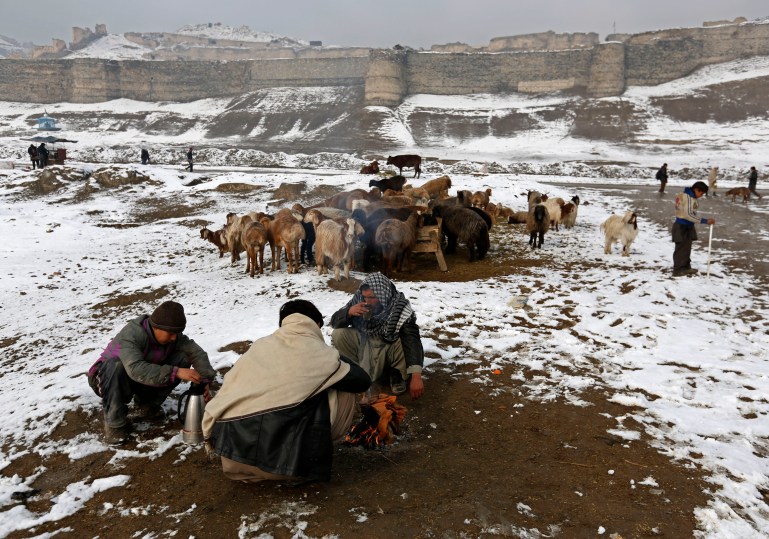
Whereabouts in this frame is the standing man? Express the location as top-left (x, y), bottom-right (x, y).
top-left (27, 144), bottom-right (38, 170)
top-left (656, 163), bottom-right (669, 193)
top-left (185, 147), bottom-right (194, 171)
top-left (37, 143), bottom-right (49, 168)
top-left (672, 181), bottom-right (716, 277)
top-left (330, 273), bottom-right (425, 400)
top-left (141, 148), bottom-right (150, 165)
top-left (748, 166), bottom-right (762, 199)
top-left (87, 300), bottom-right (217, 444)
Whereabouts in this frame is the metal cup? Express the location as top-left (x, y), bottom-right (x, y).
top-left (362, 307), bottom-right (372, 320)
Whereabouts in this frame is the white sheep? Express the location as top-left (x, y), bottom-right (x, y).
top-left (600, 211), bottom-right (638, 256)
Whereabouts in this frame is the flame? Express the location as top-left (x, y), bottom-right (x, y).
top-left (344, 394), bottom-right (407, 449)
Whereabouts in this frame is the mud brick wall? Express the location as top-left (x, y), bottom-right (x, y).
top-left (403, 49), bottom-right (594, 96)
top-left (2, 21), bottom-right (769, 105)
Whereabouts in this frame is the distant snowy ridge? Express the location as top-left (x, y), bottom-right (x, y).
top-left (175, 23), bottom-right (307, 46)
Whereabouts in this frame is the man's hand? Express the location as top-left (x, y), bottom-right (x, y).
top-left (706, 218), bottom-right (716, 225)
top-left (348, 302), bottom-right (370, 317)
top-left (176, 367), bottom-right (202, 384)
top-left (409, 372), bottom-right (424, 400)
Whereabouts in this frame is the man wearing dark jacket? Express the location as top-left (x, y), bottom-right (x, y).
top-left (37, 143), bottom-right (49, 168)
top-left (330, 273), bottom-right (425, 400)
top-left (87, 301), bottom-right (216, 444)
top-left (203, 300), bottom-right (370, 484)
top-left (27, 144), bottom-right (38, 169)
top-left (656, 163), bottom-right (669, 193)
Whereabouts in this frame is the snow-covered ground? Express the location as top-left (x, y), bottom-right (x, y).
top-left (0, 161), bottom-right (767, 537)
top-left (1, 51), bottom-right (769, 537)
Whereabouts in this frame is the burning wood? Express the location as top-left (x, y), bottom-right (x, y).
top-left (344, 394), bottom-right (407, 449)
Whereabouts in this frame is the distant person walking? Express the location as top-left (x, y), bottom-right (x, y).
top-left (37, 143), bottom-right (49, 168)
top-left (141, 148), bottom-right (150, 165)
top-left (656, 163), bottom-right (669, 193)
top-left (27, 144), bottom-right (38, 170)
top-left (672, 181), bottom-right (715, 277)
top-left (708, 166), bottom-right (719, 197)
top-left (748, 166), bottom-right (762, 199)
top-left (184, 147), bottom-right (194, 172)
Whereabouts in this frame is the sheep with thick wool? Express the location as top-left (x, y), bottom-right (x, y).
top-left (600, 210), bottom-right (638, 257)
top-left (375, 211), bottom-right (420, 275)
top-left (432, 205), bottom-right (490, 261)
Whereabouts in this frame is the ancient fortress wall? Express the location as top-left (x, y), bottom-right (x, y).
top-left (404, 48), bottom-right (594, 95)
top-left (616, 23), bottom-right (769, 86)
top-left (1, 21), bottom-right (767, 105)
top-left (0, 57), bottom-right (369, 103)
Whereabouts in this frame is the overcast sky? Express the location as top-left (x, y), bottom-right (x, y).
top-left (1, 0), bottom-right (767, 49)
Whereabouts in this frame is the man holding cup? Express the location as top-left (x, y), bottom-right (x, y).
top-left (330, 273), bottom-right (425, 400)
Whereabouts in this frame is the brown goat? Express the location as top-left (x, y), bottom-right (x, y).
top-left (360, 160), bottom-right (380, 174)
top-left (200, 227), bottom-right (229, 258)
top-left (224, 213), bottom-right (253, 264)
top-left (375, 211), bottom-right (419, 275)
top-left (240, 221), bottom-right (269, 277)
top-left (418, 175), bottom-right (452, 199)
top-left (386, 155), bottom-right (422, 178)
top-left (267, 209), bottom-right (306, 273)
top-left (471, 188), bottom-right (493, 210)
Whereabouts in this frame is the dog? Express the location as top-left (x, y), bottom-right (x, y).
top-left (600, 211), bottom-right (638, 257)
top-left (725, 187), bottom-right (751, 204)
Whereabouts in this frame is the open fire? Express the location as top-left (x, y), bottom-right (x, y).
top-left (344, 394), bottom-right (407, 449)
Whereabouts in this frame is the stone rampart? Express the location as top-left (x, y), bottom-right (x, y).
top-left (0, 57), bottom-right (368, 103)
top-left (3, 21), bottom-right (769, 105)
top-left (404, 49), bottom-right (593, 95)
top-left (488, 31), bottom-right (599, 52)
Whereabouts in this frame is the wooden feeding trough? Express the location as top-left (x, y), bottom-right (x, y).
top-left (413, 217), bottom-right (447, 271)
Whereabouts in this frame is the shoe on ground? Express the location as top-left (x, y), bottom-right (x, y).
top-left (104, 421), bottom-right (131, 445)
top-left (390, 373), bottom-right (407, 396)
top-left (135, 404), bottom-right (166, 421)
top-left (685, 268), bottom-right (699, 275)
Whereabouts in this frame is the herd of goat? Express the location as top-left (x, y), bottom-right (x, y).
top-left (199, 168), bottom-right (640, 280)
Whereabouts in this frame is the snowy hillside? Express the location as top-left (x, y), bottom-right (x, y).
top-left (1, 55), bottom-right (769, 171)
top-left (176, 23), bottom-right (307, 46)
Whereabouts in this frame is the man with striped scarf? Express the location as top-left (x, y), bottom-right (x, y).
top-left (330, 273), bottom-right (425, 400)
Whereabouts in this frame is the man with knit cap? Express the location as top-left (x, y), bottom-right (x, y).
top-left (203, 299), bottom-right (370, 484)
top-left (87, 300), bottom-right (217, 444)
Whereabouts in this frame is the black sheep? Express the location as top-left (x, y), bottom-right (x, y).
top-left (369, 175), bottom-right (407, 193)
top-left (432, 205), bottom-right (490, 262)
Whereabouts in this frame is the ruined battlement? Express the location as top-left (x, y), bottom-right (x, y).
top-left (3, 19), bottom-right (768, 105)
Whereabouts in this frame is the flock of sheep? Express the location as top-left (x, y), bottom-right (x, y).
top-left (199, 170), bottom-right (640, 281)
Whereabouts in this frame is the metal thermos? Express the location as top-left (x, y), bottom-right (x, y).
top-left (177, 382), bottom-right (206, 445)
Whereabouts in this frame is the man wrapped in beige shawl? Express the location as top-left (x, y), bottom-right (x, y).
top-left (203, 300), bottom-right (370, 483)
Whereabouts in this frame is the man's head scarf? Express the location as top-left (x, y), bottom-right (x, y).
top-left (347, 273), bottom-right (414, 342)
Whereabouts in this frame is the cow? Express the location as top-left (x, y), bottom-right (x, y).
top-left (386, 154), bottom-right (422, 178)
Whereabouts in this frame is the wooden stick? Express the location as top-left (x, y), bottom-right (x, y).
top-left (555, 460), bottom-right (594, 468)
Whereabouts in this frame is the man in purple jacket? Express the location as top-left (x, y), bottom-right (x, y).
top-left (87, 301), bottom-right (216, 444)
